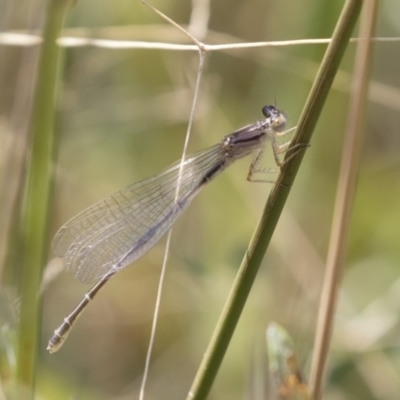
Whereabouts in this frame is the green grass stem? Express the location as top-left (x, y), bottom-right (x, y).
top-left (187, 0), bottom-right (362, 399)
top-left (16, 1), bottom-right (73, 397)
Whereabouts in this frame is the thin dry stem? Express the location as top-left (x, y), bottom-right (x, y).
top-left (309, 1), bottom-right (379, 398)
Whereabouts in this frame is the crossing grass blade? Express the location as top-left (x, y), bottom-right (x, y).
top-left (187, 0), bottom-right (363, 398)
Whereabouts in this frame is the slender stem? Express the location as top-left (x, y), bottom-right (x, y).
top-left (187, 0), bottom-right (362, 399)
top-left (309, 1), bottom-right (379, 398)
top-left (16, 0), bottom-right (72, 396)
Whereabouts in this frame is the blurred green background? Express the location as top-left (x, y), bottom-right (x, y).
top-left (1, 0), bottom-right (400, 399)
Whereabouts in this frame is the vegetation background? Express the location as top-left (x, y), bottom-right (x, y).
top-left (0, 0), bottom-right (399, 399)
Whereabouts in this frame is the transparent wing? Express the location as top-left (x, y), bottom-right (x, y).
top-left (52, 145), bottom-right (222, 283)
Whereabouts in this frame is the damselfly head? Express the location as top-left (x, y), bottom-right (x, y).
top-left (262, 104), bottom-right (286, 132)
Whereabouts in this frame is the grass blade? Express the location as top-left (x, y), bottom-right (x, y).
top-left (16, 0), bottom-right (73, 396)
top-left (309, 0), bottom-right (379, 398)
top-left (187, 0), bottom-right (362, 399)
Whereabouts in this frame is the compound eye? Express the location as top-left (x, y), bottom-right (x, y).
top-left (262, 105), bottom-right (278, 118)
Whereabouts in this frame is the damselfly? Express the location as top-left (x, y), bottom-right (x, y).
top-left (47, 105), bottom-right (300, 353)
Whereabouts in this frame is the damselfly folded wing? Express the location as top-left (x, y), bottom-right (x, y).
top-left (52, 145), bottom-right (222, 284)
